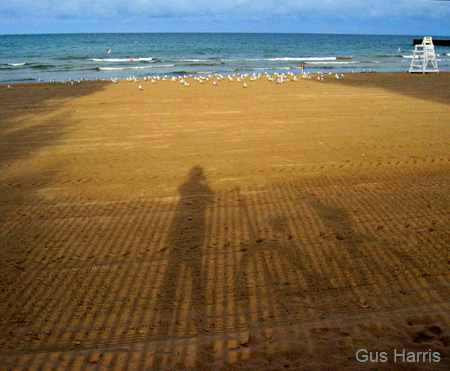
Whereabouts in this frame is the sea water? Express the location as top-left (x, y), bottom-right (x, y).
top-left (1, 33), bottom-right (449, 83)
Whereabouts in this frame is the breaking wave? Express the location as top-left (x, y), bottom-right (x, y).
top-left (87, 57), bottom-right (154, 63)
top-left (98, 64), bottom-right (174, 71)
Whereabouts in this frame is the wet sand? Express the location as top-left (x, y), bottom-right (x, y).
top-left (1, 72), bottom-right (449, 370)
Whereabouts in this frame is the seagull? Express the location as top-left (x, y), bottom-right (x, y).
top-left (7, 85), bottom-right (12, 90)
top-left (213, 81), bottom-right (218, 86)
top-left (243, 83), bottom-right (249, 88)
top-left (184, 81), bottom-right (190, 87)
top-left (139, 85), bottom-right (143, 90)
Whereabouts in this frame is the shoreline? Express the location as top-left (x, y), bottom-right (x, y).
top-left (3, 69), bottom-right (450, 82)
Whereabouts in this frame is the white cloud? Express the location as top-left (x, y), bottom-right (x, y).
top-left (1, 0), bottom-right (449, 33)
top-left (2, 0), bottom-right (449, 20)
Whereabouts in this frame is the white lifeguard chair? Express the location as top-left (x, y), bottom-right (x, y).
top-left (409, 37), bottom-right (439, 73)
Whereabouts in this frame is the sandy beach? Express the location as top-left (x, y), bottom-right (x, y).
top-left (1, 72), bottom-right (449, 370)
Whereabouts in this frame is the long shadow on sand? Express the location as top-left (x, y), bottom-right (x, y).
top-left (148, 171), bottom-right (450, 369)
top-left (0, 82), bottom-right (110, 168)
top-left (0, 81), bottom-right (110, 357)
top-left (154, 165), bottom-right (213, 336)
top-left (328, 71), bottom-right (450, 106)
top-left (1, 163), bottom-right (450, 370)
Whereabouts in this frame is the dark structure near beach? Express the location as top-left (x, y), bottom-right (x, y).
top-left (414, 38), bottom-right (450, 46)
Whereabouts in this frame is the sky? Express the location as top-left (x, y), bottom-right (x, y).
top-left (1, 0), bottom-right (449, 35)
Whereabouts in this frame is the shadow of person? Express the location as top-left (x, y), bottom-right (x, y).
top-left (154, 165), bottom-right (213, 340)
top-left (171, 165), bottom-right (213, 251)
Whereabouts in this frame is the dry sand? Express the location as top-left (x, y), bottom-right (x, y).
top-left (0, 72), bottom-right (449, 370)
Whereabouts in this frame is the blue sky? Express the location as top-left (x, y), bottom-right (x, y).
top-left (1, 0), bottom-right (449, 35)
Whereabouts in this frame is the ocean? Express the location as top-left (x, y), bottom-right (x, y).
top-left (1, 33), bottom-right (449, 83)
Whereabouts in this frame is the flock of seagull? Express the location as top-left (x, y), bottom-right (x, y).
top-left (5, 71), bottom-right (346, 90)
top-left (121, 71), bottom-right (346, 90)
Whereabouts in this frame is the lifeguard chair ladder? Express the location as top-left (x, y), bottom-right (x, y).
top-left (409, 37), bottom-right (439, 73)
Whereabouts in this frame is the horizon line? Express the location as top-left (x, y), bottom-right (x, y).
top-left (2, 31), bottom-right (450, 37)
